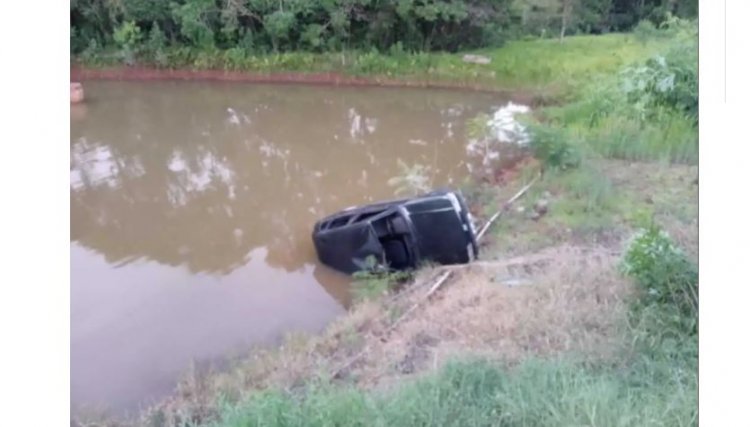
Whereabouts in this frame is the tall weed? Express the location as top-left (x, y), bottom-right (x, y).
top-left (527, 123), bottom-right (582, 171)
top-left (621, 224), bottom-right (698, 335)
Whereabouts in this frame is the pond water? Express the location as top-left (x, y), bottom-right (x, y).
top-left (70, 81), bottom-right (505, 414)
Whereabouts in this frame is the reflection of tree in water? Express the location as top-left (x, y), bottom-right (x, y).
top-left (70, 83), bottom-right (496, 275)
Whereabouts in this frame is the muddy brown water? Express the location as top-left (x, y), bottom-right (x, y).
top-left (70, 81), bottom-right (505, 414)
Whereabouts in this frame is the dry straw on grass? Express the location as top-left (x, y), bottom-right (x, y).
top-left (140, 244), bottom-right (630, 427)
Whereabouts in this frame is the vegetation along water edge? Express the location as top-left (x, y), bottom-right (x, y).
top-left (71, 2), bottom-right (697, 426)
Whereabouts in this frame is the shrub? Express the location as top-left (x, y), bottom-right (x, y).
top-left (113, 20), bottom-right (143, 50)
top-left (113, 20), bottom-right (143, 64)
top-left (527, 123), bottom-right (581, 171)
top-left (146, 22), bottom-right (167, 52)
top-left (620, 20), bottom-right (697, 122)
top-left (632, 20), bottom-right (659, 44)
top-left (621, 224), bottom-right (698, 334)
top-left (171, 0), bottom-right (218, 48)
top-left (264, 10), bottom-right (297, 51)
top-left (80, 38), bottom-right (101, 62)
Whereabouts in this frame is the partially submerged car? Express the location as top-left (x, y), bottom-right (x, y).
top-left (312, 190), bottom-right (478, 274)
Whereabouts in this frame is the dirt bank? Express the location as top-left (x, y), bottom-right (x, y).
top-left (70, 66), bottom-right (541, 103)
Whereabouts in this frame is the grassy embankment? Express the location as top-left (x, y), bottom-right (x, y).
top-left (76, 24), bottom-right (697, 427)
top-left (76, 32), bottom-right (667, 96)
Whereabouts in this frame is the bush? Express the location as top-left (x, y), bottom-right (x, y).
top-left (621, 20), bottom-right (697, 122)
top-left (113, 20), bottom-right (143, 50)
top-left (113, 20), bottom-right (143, 64)
top-left (171, 0), bottom-right (218, 49)
top-left (632, 20), bottom-right (660, 44)
top-left (621, 224), bottom-right (698, 334)
top-left (527, 123), bottom-right (582, 171)
top-left (146, 22), bottom-right (167, 52)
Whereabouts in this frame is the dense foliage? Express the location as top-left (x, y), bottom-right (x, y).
top-left (620, 16), bottom-right (698, 122)
top-left (71, 0), bottom-right (697, 58)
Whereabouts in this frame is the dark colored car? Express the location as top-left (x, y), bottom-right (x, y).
top-left (312, 190), bottom-right (478, 274)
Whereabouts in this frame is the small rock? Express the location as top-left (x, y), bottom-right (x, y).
top-left (462, 54), bottom-right (491, 65)
top-left (533, 199), bottom-right (549, 216)
top-left (516, 206), bottom-right (526, 213)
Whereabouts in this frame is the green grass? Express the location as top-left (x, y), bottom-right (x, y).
top-left (523, 23), bottom-right (697, 166)
top-left (75, 33), bottom-right (666, 94)
top-left (213, 348), bottom-right (696, 427)
top-left (483, 164), bottom-right (620, 255)
top-left (542, 100), bottom-right (698, 164)
top-left (586, 114), bottom-right (698, 163)
top-left (471, 33), bottom-right (669, 92)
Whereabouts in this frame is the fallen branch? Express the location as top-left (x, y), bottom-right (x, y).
top-left (434, 254), bottom-right (554, 272)
top-left (476, 173), bottom-right (541, 241)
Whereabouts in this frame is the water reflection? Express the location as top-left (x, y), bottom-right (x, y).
top-left (70, 82), bottom-right (501, 412)
top-left (71, 83), bottom-right (498, 277)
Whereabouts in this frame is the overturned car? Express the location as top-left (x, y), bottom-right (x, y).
top-left (312, 190), bottom-right (478, 274)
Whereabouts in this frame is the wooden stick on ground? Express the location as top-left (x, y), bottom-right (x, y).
top-left (476, 173), bottom-right (541, 241)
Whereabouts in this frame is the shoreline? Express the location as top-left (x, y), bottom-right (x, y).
top-left (70, 66), bottom-right (541, 103)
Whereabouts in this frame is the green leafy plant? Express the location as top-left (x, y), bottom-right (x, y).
top-left (146, 22), bottom-right (169, 66)
top-left (171, 0), bottom-right (218, 48)
top-left (264, 10), bottom-right (296, 51)
top-left (300, 23), bottom-right (325, 50)
top-left (620, 21), bottom-right (697, 122)
top-left (632, 19), bottom-right (659, 44)
top-left (527, 123), bottom-right (581, 171)
top-left (621, 224), bottom-right (698, 334)
top-left (80, 38), bottom-right (101, 62)
top-left (114, 20), bottom-right (143, 49)
top-left (113, 20), bottom-right (143, 64)
top-left (146, 22), bottom-right (167, 51)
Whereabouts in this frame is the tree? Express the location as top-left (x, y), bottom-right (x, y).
top-left (560, 0), bottom-right (575, 40)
